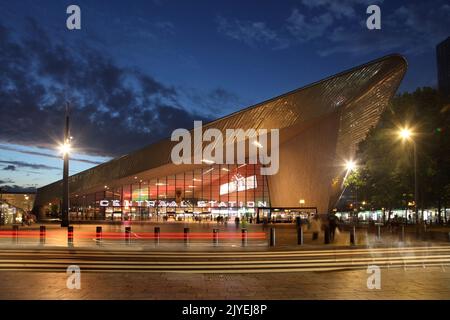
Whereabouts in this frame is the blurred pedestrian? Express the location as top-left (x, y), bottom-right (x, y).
top-left (310, 214), bottom-right (321, 240)
top-left (329, 213), bottom-right (338, 241)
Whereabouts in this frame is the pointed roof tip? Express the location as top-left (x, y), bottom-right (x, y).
top-left (204, 53), bottom-right (408, 127)
top-left (381, 53), bottom-right (408, 68)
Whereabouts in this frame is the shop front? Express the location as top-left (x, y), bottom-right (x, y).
top-left (257, 207), bottom-right (317, 223)
top-left (0, 202), bottom-right (23, 225)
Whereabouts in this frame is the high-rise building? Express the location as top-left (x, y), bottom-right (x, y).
top-left (437, 37), bottom-right (450, 97)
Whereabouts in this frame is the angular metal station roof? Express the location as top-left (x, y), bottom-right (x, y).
top-left (35, 54), bottom-right (407, 206)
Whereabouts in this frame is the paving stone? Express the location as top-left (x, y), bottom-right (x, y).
top-left (1, 267), bottom-right (450, 299)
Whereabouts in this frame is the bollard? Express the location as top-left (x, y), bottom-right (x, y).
top-left (324, 225), bottom-right (330, 244)
top-left (399, 225), bottom-right (405, 242)
top-left (68, 226), bottom-right (74, 246)
top-left (350, 226), bottom-right (356, 246)
top-left (96, 226), bottom-right (102, 245)
top-left (376, 225), bottom-right (381, 240)
top-left (297, 225), bottom-right (303, 245)
top-left (213, 228), bottom-right (219, 246)
top-left (12, 225), bottom-right (19, 244)
top-left (125, 226), bottom-right (131, 245)
top-left (241, 228), bottom-right (248, 247)
top-left (40, 225), bottom-right (46, 245)
top-left (184, 227), bottom-right (189, 246)
top-left (269, 227), bottom-right (276, 247)
top-left (154, 227), bottom-right (160, 245)
top-left (296, 217), bottom-right (301, 228)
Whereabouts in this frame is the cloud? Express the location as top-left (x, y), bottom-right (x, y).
top-left (0, 178), bottom-right (14, 184)
top-left (2, 165), bottom-right (16, 171)
top-left (286, 9), bottom-right (334, 42)
top-left (0, 160), bottom-right (60, 171)
top-left (286, 0), bottom-right (385, 49)
top-left (0, 184), bottom-right (37, 193)
top-left (180, 87), bottom-right (244, 118)
top-left (318, 1), bottom-right (450, 56)
top-left (154, 21), bottom-right (175, 35)
top-left (215, 1), bottom-right (447, 58)
top-left (216, 16), bottom-right (289, 50)
top-left (0, 19), bottom-right (216, 158)
top-left (216, 1), bottom-right (378, 50)
top-left (0, 144), bottom-right (103, 165)
top-left (300, 0), bottom-right (377, 19)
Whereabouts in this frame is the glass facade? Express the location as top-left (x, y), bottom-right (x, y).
top-left (69, 164), bottom-right (270, 222)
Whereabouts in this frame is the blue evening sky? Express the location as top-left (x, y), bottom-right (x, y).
top-left (0, 0), bottom-right (448, 190)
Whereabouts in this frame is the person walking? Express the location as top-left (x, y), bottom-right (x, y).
top-left (329, 213), bottom-right (338, 242)
top-left (310, 214), bottom-right (321, 240)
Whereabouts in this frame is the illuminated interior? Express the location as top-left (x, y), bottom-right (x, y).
top-left (69, 163), bottom-right (270, 221)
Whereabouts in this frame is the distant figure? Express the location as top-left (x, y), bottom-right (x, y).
top-left (310, 214), bottom-right (321, 240)
top-left (393, 214), bottom-right (399, 232)
top-left (262, 217), bottom-right (268, 230)
top-left (329, 213), bottom-right (338, 241)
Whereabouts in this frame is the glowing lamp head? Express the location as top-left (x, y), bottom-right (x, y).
top-left (59, 142), bottom-right (71, 155)
top-left (345, 160), bottom-right (356, 172)
top-left (399, 128), bottom-right (412, 140)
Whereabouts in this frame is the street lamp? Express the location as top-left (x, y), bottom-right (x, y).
top-left (59, 142), bottom-right (71, 155)
top-left (24, 195), bottom-right (30, 213)
top-left (60, 103), bottom-right (71, 227)
top-left (399, 128), bottom-right (412, 140)
top-left (343, 159), bottom-right (358, 225)
top-left (345, 160), bottom-right (357, 172)
top-left (398, 127), bottom-right (418, 224)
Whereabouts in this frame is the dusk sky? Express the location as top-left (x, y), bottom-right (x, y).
top-left (0, 0), bottom-right (449, 191)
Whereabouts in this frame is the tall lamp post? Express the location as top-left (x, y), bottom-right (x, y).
top-left (399, 128), bottom-right (418, 224)
top-left (345, 160), bottom-right (357, 223)
top-left (60, 104), bottom-right (71, 227)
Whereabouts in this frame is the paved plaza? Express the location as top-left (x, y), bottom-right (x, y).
top-left (1, 222), bottom-right (449, 300)
top-left (0, 267), bottom-right (449, 299)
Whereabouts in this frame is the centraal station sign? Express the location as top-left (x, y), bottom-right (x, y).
top-left (99, 200), bottom-right (268, 208)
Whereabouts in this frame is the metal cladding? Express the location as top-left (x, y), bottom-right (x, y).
top-left (34, 54), bottom-right (407, 213)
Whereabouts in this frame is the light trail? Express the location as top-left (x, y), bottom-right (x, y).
top-left (0, 246), bottom-right (449, 273)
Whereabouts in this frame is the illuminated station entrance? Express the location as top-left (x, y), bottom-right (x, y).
top-left (69, 164), bottom-right (270, 222)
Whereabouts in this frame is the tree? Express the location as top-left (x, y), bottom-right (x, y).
top-left (345, 87), bottom-right (450, 223)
